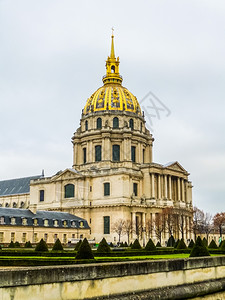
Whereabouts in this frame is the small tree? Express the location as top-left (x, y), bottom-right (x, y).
top-left (35, 238), bottom-right (48, 252)
top-left (52, 238), bottom-right (64, 251)
top-left (156, 241), bottom-right (161, 247)
top-left (213, 213), bottom-right (225, 239)
top-left (14, 241), bottom-right (20, 248)
top-left (189, 236), bottom-right (210, 257)
top-left (112, 219), bottom-right (125, 244)
top-left (123, 220), bottom-right (133, 246)
top-left (131, 239), bottom-right (142, 250)
top-left (177, 239), bottom-right (187, 249)
top-left (174, 239), bottom-right (180, 248)
top-left (75, 238), bottom-right (94, 259)
top-left (167, 235), bottom-right (175, 247)
top-left (124, 241), bottom-right (128, 247)
top-left (220, 240), bottom-right (225, 251)
top-left (75, 240), bottom-right (82, 251)
top-left (24, 241), bottom-right (32, 248)
top-left (8, 241), bottom-right (15, 248)
top-left (202, 237), bottom-right (208, 247)
top-left (208, 239), bottom-right (217, 249)
top-left (188, 239), bottom-right (195, 248)
top-left (97, 238), bottom-right (111, 253)
top-left (145, 239), bottom-right (156, 251)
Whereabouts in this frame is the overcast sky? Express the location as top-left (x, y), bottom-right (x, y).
top-left (0, 0), bottom-right (225, 215)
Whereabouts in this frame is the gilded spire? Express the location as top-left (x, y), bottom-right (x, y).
top-left (103, 30), bottom-right (123, 86)
top-left (110, 27), bottom-right (115, 58)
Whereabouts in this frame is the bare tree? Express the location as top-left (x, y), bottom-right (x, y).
top-left (174, 207), bottom-right (189, 240)
top-left (154, 213), bottom-right (165, 244)
top-left (112, 219), bottom-right (125, 243)
top-left (202, 212), bottom-right (213, 242)
top-left (145, 218), bottom-right (154, 240)
top-left (193, 206), bottom-right (204, 241)
top-left (163, 207), bottom-right (175, 237)
top-left (213, 213), bottom-right (225, 239)
top-left (123, 220), bottom-right (133, 245)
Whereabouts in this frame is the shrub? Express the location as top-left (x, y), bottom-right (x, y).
top-left (189, 236), bottom-right (210, 257)
top-left (129, 242), bottom-right (133, 248)
top-left (74, 240), bottom-right (82, 251)
top-left (14, 241), bottom-right (20, 248)
top-left (188, 239), bottom-right (195, 248)
top-left (208, 239), bottom-right (218, 249)
top-left (131, 239), bottom-right (142, 250)
top-left (174, 239), bottom-right (180, 248)
top-left (97, 238), bottom-right (111, 253)
top-left (52, 239), bottom-right (64, 251)
top-left (124, 241), bottom-right (128, 247)
top-left (177, 239), bottom-right (187, 249)
top-left (202, 237), bottom-right (208, 247)
top-left (145, 239), bottom-right (156, 251)
top-left (220, 240), bottom-right (225, 251)
top-left (167, 235), bottom-right (175, 247)
top-left (156, 241), bottom-right (161, 247)
top-left (8, 241), bottom-right (15, 248)
top-left (75, 238), bottom-right (94, 259)
top-left (109, 242), bottom-right (114, 248)
top-left (24, 241), bottom-right (32, 248)
top-left (35, 239), bottom-right (48, 252)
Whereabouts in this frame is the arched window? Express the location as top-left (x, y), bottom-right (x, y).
top-left (95, 145), bottom-right (102, 161)
top-left (113, 117), bottom-right (119, 128)
top-left (83, 148), bottom-right (87, 164)
top-left (111, 65), bottom-right (115, 73)
top-left (129, 119), bottom-right (134, 130)
top-left (112, 145), bottom-right (120, 161)
top-left (22, 218), bottom-right (27, 226)
top-left (64, 184), bottom-right (75, 198)
top-left (97, 117), bottom-right (102, 129)
top-left (85, 120), bottom-right (88, 131)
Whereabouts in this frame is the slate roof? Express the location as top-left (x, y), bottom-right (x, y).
top-left (0, 207), bottom-right (89, 229)
top-left (0, 175), bottom-right (42, 196)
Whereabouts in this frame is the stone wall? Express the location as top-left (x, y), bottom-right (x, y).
top-left (1, 256), bottom-right (225, 299)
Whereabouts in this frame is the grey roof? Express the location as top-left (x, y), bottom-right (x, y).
top-left (0, 207), bottom-right (89, 229)
top-left (0, 175), bottom-right (42, 196)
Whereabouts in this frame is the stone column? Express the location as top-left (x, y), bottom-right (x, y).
top-left (181, 179), bottom-right (185, 202)
top-left (177, 178), bottom-right (181, 202)
top-left (132, 212), bottom-right (136, 240)
top-left (102, 138), bottom-right (105, 161)
top-left (89, 140), bottom-right (93, 162)
top-left (164, 175), bottom-right (168, 199)
top-left (142, 213), bottom-right (146, 247)
top-left (158, 175), bottom-right (161, 199)
top-left (168, 175), bottom-right (172, 200)
top-left (151, 174), bottom-right (155, 198)
top-left (151, 213), bottom-right (156, 242)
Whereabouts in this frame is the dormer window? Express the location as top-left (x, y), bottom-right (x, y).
top-left (0, 217), bottom-right (4, 225)
top-left (71, 221), bottom-right (76, 227)
top-left (44, 219), bottom-right (49, 227)
top-left (63, 220), bottom-right (67, 227)
top-left (22, 218), bottom-right (27, 226)
top-left (11, 217), bottom-right (16, 225)
top-left (33, 219), bottom-right (38, 226)
top-left (79, 221), bottom-right (84, 228)
top-left (54, 220), bottom-right (58, 227)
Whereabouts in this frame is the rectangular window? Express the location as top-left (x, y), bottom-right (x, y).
top-left (112, 145), bottom-right (120, 161)
top-left (72, 234), bottom-right (75, 239)
top-left (63, 234), bottom-right (67, 244)
top-left (11, 232), bottom-right (15, 242)
top-left (143, 149), bottom-right (145, 163)
top-left (44, 233), bottom-right (48, 242)
top-left (40, 190), bottom-right (44, 202)
top-left (33, 233), bottom-right (38, 243)
top-left (133, 183), bottom-right (138, 196)
top-left (22, 233), bottom-right (26, 243)
top-left (54, 234), bottom-right (58, 243)
top-left (104, 182), bottom-right (110, 196)
top-left (0, 232), bottom-right (4, 243)
top-left (131, 146), bottom-right (136, 162)
top-left (104, 216), bottom-right (110, 234)
top-left (95, 145), bottom-right (102, 162)
top-left (83, 148), bottom-right (87, 164)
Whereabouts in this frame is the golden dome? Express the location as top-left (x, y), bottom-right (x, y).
top-left (83, 32), bottom-right (142, 116)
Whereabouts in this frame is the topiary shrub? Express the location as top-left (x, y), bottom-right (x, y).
top-left (109, 242), bottom-right (114, 248)
top-left (129, 242), bottom-right (133, 248)
top-left (24, 241), bottom-right (32, 248)
top-left (188, 239), bottom-right (195, 248)
top-left (124, 241), bottom-right (128, 247)
top-left (208, 239), bottom-right (218, 249)
top-left (35, 238), bottom-right (48, 252)
top-left (220, 240), bottom-right (225, 250)
top-left (131, 239), bottom-right (142, 250)
top-left (174, 239), bottom-right (180, 248)
top-left (97, 238), bottom-right (111, 253)
top-left (145, 239), bottom-right (156, 251)
top-left (177, 239), bottom-right (187, 249)
top-left (167, 235), bottom-right (175, 247)
top-left (156, 241), bottom-right (161, 247)
top-left (189, 236), bottom-right (210, 257)
top-left (202, 237), bottom-right (208, 247)
top-left (74, 240), bottom-right (82, 251)
top-left (75, 238), bottom-right (94, 259)
top-left (14, 241), bottom-right (20, 248)
top-left (8, 241), bottom-right (15, 248)
top-left (52, 239), bottom-right (64, 251)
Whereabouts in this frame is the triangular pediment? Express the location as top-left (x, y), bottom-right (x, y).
top-left (51, 168), bottom-right (83, 181)
top-left (163, 161), bottom-right (188, 173)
